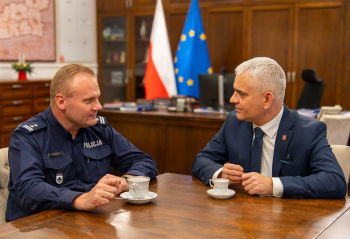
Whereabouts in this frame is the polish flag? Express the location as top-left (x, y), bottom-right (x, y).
top-left (144, 0), bottom-right (177, 100)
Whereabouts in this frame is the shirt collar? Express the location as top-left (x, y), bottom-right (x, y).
top-left (253, 106), bottom-right (284, 139)
top-left (45, 107), bottom-right (86, 141)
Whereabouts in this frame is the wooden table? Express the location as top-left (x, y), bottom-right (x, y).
top-left (0, 173), bottom-right (349, 238)
top-left (99, 110), bottom-right (227, 175)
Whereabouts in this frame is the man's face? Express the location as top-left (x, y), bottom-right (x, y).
top-left (230, 74), bottom-right (266, 124)
top-left (64, 73), bottom-right (102, 129)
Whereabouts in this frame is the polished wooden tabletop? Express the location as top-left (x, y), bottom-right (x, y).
top-left (0, 173), bottom-right (349, 238)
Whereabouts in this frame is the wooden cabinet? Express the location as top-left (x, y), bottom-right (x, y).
top-left (97, 0), bottom-right (128, 13)
top-left (0, 80), bottom-right (51, 148)
top-left (97, 5), bottom-right (155, 103)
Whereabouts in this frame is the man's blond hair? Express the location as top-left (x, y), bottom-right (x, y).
top-left (50, 64), bottom-right (96, 107)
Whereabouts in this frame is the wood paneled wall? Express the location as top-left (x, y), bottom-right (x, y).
top-left (97, 0), bottom-right (350, 110)
top-left (164, 0), bottom-right (349, 109)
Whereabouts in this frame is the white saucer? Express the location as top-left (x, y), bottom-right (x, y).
top-left (207, 189), bottom-right (235, 199)
top-left (120, 191), bottom-right (157, 204)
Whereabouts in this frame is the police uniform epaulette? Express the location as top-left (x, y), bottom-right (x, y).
top-left (19, 122), bottom-right (47, 134)
top-left (96, 116), bottom-right (107, 125)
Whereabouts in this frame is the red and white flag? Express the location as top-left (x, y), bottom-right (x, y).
top-left (144, 0), bottom-right (177, 100)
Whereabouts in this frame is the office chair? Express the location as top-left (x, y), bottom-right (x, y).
top-left (296, 69), bottom-right (325, 109)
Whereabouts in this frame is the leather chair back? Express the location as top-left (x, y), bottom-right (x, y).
top-left (331, 145), bottom-right (350, 195)
top-left (321, 113), bottom-right (350, 145)
top-left (0, 148), bottom-right (9, 224)
top-left (297, 69), bottom-right (325, 109)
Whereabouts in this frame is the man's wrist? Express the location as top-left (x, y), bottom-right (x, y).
top-left (121, 174), bottom-right (134, 180)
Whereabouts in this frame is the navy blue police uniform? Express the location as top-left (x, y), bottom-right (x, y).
top-left (6, 107), bottom-right (158, 221)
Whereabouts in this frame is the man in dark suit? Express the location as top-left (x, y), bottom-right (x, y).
top-left (192, 57), bottom-right (346, 198)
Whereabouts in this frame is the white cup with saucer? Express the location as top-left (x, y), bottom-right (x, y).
top-left (127, 176), bottom-right (150, 199)
top-left (209, 178), bottom-right (229, 195)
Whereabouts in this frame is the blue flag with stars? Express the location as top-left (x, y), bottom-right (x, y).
top-left (174, 0), bottom-right (212, 98)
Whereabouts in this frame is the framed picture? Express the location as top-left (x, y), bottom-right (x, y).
top-left (111, 71), bottom-right (124, 84)
top-left (0, 0), bottom-right (56, 62)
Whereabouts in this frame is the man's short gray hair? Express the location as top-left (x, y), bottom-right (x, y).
top-left (235, 57), bottom-right (286, 102)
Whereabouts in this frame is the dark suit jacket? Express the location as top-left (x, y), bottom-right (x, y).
top-left (192, 105), bottom-right (346, 198)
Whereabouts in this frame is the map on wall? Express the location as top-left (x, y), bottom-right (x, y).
top-left (0, 0), bottom-right (55, 62)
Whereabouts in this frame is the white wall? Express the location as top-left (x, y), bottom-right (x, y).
top-left (0, 0), bottom-right (98, 81)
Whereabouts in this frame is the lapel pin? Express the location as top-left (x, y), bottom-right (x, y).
top-left (282, 135), bottom-right (287, 140)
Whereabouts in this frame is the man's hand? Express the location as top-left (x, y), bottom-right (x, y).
top-left (241, 172), bottom-right (273, 195)
top-left (220, 163), bottom-right (244, 184)
top-left (72, 174), bottom-right (129, 211)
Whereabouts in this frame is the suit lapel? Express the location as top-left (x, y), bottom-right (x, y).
top-left (238, 121), bottom-right (253, 173)
top-left (272, 105), bottom-right (295, 177)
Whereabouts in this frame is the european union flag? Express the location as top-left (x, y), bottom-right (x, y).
top-left (174, 0), bottom-right (212, 98)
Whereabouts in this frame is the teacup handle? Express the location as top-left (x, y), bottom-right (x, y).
top-left (209, 179), bottom-right (214, 188)
top-left (131, 183), bottom-right (140, 198)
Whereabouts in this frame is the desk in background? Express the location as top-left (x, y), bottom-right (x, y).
top-left (0, 173), bottom-right (349, 238)
top-left (99, 110), bottom-right (227, 174)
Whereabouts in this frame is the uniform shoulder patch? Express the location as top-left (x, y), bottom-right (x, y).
top-left (96, 116), bottom-right (107, 125)
top-left (19, 122), bottom-right (47, 134)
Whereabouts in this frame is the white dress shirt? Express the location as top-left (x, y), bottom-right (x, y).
top-left (212, 107), bottom-right (284, 197)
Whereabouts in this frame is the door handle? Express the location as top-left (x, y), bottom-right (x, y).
top-left (292, 72), bottom-right (296, 83)
top-left (287, 72), bottom-right (291, 83)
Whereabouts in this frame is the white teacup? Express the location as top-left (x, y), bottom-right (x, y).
top-left (127, 176), bottom-right (150, 199)
top-left (209, 178), bottom-right (229, 195)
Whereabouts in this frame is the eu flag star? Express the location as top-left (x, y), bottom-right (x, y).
top-left (179, 76), bottom-right (184, 83)
top-left (208, 67), bottom-right (213, 74)
top-left (200, 33), bottom-right (206, 40)
top-left (187, 79), bottom-right (194, 86)
top-left (175, 68), bottom-right (179, 74)
top-left (181, 34), bottom-right (186, 42)
top-left (189, 30), bottom-right (195, 37)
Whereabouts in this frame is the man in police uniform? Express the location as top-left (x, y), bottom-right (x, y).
top-left (6, 64), bottom-right (158, 221)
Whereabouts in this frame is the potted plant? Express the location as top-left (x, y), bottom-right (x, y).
top-left (12, 54), bottom-right (33, 80)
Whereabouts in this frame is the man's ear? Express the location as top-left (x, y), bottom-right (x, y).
top-left (55, 94), bottom-right (66, 110)
top-left (263, 92), bottom-right (274, 109)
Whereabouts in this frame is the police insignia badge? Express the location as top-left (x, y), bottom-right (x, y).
top-left (56, 173), bottom-right (63, 184)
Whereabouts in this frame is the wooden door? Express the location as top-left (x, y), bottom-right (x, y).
top-left (293, 2), bottom-right (343, 109)
top-left (206, 7), bottom-right (245, 74)
top-left (249, 5), bottom-right (294, 108)
top-left (341, 0), bottom-right (350, 110)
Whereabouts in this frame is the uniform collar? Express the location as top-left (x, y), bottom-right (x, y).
top-left (45, 107), bottom-right (86, 141)
top-left (252, 106), bottom-right (284, 139)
